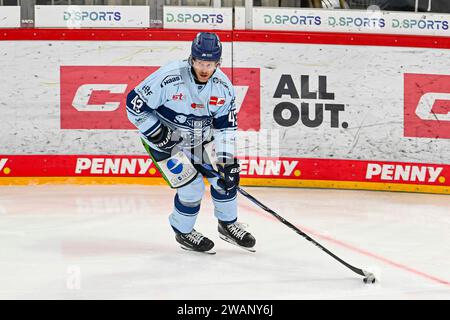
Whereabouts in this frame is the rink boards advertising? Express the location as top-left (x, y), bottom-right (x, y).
top-left (0, 28), bottom-right (449, 194)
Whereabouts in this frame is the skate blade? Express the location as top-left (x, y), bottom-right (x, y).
top-left (219, 234), bottom-right (256, 253)
top-left (180, 245), bottom-right (216, 255)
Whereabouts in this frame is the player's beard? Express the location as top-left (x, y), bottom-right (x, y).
top-left (192, 66), bottom-right (213, 82)
top-left (197, 72), bottom-right (211, 82)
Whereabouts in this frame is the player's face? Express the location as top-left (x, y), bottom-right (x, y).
top-left (192, 59), bottom-right (219, 82)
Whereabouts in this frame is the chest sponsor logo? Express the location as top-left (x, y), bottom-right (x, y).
top-left (191, 103), bottom-right (205, 109)
top-left (209, 96), bottom-right (225, 106)
top-left (161, 75), bottom-right (182, 87)
top-left (172, 93), bottom-right (184, 101)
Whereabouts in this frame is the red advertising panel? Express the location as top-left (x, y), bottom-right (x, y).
top-left (61, 66), bottom-right (260, 131)
top-left (404, 73), bottom-right (450, 139)
top-left (1, 155), bottom-right (447, 189)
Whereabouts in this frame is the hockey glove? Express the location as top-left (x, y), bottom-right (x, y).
top-left (148, 124), bottom-right (182, 153)
top-left (217, 158), bottom-right (240, 192)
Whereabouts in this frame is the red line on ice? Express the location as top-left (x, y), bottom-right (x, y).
top-left (241, 202), bottom-right (450, 286)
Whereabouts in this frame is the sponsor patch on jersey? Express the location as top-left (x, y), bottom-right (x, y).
top-left (141, 85), bottom-right (153, 96)
top-left (191, 103), bottom-right (204, 109)
top-left (209, 96), bottom-right (225, 106)
top-left (172, 93), bottom-right (184, 101)
top-left (160, 75), bottom-right (182, 87)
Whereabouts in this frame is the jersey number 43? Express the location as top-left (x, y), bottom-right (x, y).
top-left (228, 109), bottom-right (237, 127)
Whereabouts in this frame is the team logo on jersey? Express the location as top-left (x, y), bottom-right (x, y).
top-left (191, 103), bottom-right (204, 109)
top-left (209, 96), bottom-right (225, 106)
top-left (172, 93), bottom-right (184, 101)
top-left (175, 115), bottom-right (187, 124)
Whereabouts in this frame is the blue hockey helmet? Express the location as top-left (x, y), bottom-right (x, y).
top-left (191, 32), bottom-right (222, 62)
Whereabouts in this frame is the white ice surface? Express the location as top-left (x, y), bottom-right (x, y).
top-left (0, 185), bottom-right (449, 299)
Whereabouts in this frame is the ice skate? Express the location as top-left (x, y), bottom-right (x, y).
top-left (176, 229), bottom-right (216, 254)
top-left (218, 221), bottom-right (256, 252)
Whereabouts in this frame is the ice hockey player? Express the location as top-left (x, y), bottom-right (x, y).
top-left (126, 32), bottom-right (256, 254)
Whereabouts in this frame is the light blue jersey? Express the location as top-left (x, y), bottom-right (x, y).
top-left (127, 59), bottom-right (239, 234)
top-left (126, 60), bottom-right (237, 161)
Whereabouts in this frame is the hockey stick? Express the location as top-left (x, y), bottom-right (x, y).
top-left (234, 185), bottom-right (376, 283)
top-left (187, 151), bottom-right (376, 283)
